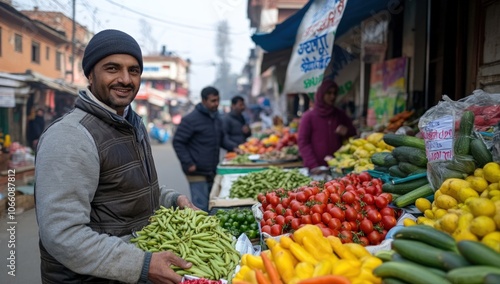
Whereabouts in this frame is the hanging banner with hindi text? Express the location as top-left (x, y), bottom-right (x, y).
top-left (284, 0), bottom-right (348, 94)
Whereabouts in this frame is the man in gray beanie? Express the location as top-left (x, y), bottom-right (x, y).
top-left (35, 29), bottom-right (197, 283)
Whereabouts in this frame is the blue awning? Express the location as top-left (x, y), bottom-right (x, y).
top-left (252, 0), bottom-right (391, 53)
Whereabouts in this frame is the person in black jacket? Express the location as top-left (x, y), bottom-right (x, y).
top-left (27, 108), bottom-right (45, 150)
top-left (222, 95), bottom-right (252, 145)
top-left (173, 86), bottom-right (238, 211)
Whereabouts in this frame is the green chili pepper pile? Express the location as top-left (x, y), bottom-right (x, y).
top-left (228, 166), bottom-right (311, 199)
top-left (131, 206), bottom-right (239, 280)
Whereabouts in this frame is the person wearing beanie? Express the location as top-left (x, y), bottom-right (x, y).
top-left (35, 29), bottom-right (197, 284)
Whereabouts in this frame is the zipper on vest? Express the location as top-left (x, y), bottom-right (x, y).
top-left (131, 129), bottom-right (155, 214)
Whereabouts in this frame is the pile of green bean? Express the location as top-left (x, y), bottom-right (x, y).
top-left (130, 206), bottom-right (240, 280)
top-left (228, 166), bottom-right (312, 199)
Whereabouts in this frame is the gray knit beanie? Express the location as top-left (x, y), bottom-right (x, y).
top-left (82, 29), bottom-right (143, 78)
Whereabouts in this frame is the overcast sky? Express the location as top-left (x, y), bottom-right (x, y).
top-left (13, 0), bottom-right (255, 98)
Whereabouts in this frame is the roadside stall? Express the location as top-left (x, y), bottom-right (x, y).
top-left (209, 129), bottom-right (306, 213)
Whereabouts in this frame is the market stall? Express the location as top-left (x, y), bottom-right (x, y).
top-left (209, 129), bottom-right (305, 212)
top-left (128, 90), bottom-right (500, 284)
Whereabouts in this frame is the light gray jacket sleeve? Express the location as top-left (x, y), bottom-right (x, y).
top-left (35, 117), bottom-right (146, 283)
top-left (159, 185), bottom-right (182, 208)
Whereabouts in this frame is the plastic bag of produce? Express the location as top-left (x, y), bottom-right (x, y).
top-left (419, 90), bottom-right (500, 189)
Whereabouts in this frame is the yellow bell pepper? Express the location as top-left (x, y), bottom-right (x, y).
top-left (271, 244), bottom-right (296, 283)
top-left (343, 243), bottom-right (371, 259)
top-left (360, 255), bottom-right (383, 271)
top-left (294, 261), bottom-right (314, 280)
top-left (312, 259), bottom-right (332, 277)
top-left (289, 242), bottom-right (319, 265)
top-left (265, 237), bottom-right (278, 250)
top-left (327, 236), bottom-right (358, 260)
top-left (293, 225), bottom-right (332, 253)
top-left (331, 259), bottom-right (361, 278)
top-left (279, 235), bottom-right (294, 249)
top-left (245, 254), bottom-right (265, 270)
top-left (355, 268), bottom-right (382, 284)
top-left (302, 236), bottom-right (332, 261)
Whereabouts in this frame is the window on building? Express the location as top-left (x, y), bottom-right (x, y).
top-left (32, 41), bottom-right (40, 63)
top-left (46, 46), bottom-right (50, 60)
top-left (14, 34), bottom-right (22, 52)
top-left (56, 51), bottom-right (62, 70)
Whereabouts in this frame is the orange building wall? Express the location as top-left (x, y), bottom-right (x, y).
top-left (0, 21), bottom-right (66, 79)
top-left (22, 11), bottom-right (90, 87)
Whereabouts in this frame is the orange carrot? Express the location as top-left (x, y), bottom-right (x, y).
top-left (255, 269), bottom-right (272, 284)
top-left (297, 275), bottom-right (351, 284)
top-left (260, 251), bottom-right (283, 284)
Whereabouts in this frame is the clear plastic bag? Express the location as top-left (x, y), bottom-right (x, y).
top-left (418, 89), bottom-right (500, 189)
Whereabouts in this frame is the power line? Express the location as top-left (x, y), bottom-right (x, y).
top-left (103, 0), bottom-right (249, 35)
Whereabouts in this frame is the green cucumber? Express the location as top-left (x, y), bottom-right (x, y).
top-left (392, 146), bottom-right (428, 167)
top-left (382, 278), bottom-right (410, 284)
top-left (383, 133), bottom-right (426, 150)
top-left (470, 138), bottom-right (493, 167)
top-left (374, 262), bottom-right (451, 284)
top-left (393, 225), bottom-right (458, 252)
top-left (374, 165), bottom-right (390, 172)
top-left (382, 177), bottom-right (430, 194)
top-left (454, 111), bottom-right (474, 155)
top-left (446, 266), bottom-right (500, 284)
top-left (371, 152), bottom-right (393, 166)
top-left (392, 239), bottom-right (469, 271)
top-left (389, 165), bottom-right (408, 178)
top-left (374, 250), bottom-right (395, 262)
top-left (454, 136), bottom-right (471, 155)
top-left (398, 162), bottom-right (427, 175)
top-left (457, 241), bottom-right (500, 268)
top-left (393, 183), bottom-right (433, 208)
top-left (390, 253), bottom-right (447, 278)
top-left (484, 273), bottom-right (500, 284)
top-left (445, 154), bottom-right (476, 175)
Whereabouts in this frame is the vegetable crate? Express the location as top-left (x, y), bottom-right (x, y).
top-left (208, 175), bottom-right (258, 210)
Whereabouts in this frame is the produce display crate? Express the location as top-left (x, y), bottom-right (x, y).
top-left (208, 205), bottom-right (261, 246)
top-left (208, 174), bottom-right (258, 210)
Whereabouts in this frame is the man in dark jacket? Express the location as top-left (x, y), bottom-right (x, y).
top-left (222, 95), bottom-right (251, 145)
top-left (173, 87), bottom-right (238, 211)
top-left (27, 108), bottom-right (45, 149)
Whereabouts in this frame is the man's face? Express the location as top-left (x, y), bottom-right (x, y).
top-left (202, 94), bottom-right (220, 112)
top-left (88, 54), bottom-right (141, 115)
top-left (233, 100), bottom-right (246, 114)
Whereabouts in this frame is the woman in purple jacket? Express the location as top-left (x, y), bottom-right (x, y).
top-left (298, 79), bottom-right (357, 173)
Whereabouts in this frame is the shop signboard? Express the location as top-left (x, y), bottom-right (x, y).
top-left (284, 0), bottom-right (348, 94)
top-left (367, 57), bottom-right (408, 127)
top-left (0, 88), bottom-right (15, 107)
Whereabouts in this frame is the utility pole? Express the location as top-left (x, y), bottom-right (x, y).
top-left (71, 0), bottom-right (76, 83)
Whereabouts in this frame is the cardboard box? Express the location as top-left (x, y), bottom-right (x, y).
top-left (208, 175), bottom-right (257, 210)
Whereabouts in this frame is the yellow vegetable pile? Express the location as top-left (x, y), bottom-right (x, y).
top-left (327, 133), bottom-right (394, 173)
top-left (233, 225), bottom-right (383, 284)
top-left (414, 162), bottom-right (500, 252)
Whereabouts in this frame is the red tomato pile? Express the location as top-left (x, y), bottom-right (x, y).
top-left (257, 172), bottom-right (400, 246)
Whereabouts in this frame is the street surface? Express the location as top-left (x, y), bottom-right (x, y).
top-left (0, 141), bottom-right (189, 283)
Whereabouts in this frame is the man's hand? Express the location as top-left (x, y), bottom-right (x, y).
top-left (148, 251), bottom-right (192, 284)
top-left (234, 148), bottom-right (244, 155)
top-left (336, 125), bottom-right (348, 137)
top-left (187, 164), bottom-right (196, 173)
top-left (176, 195), bottom-right (200, 211)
